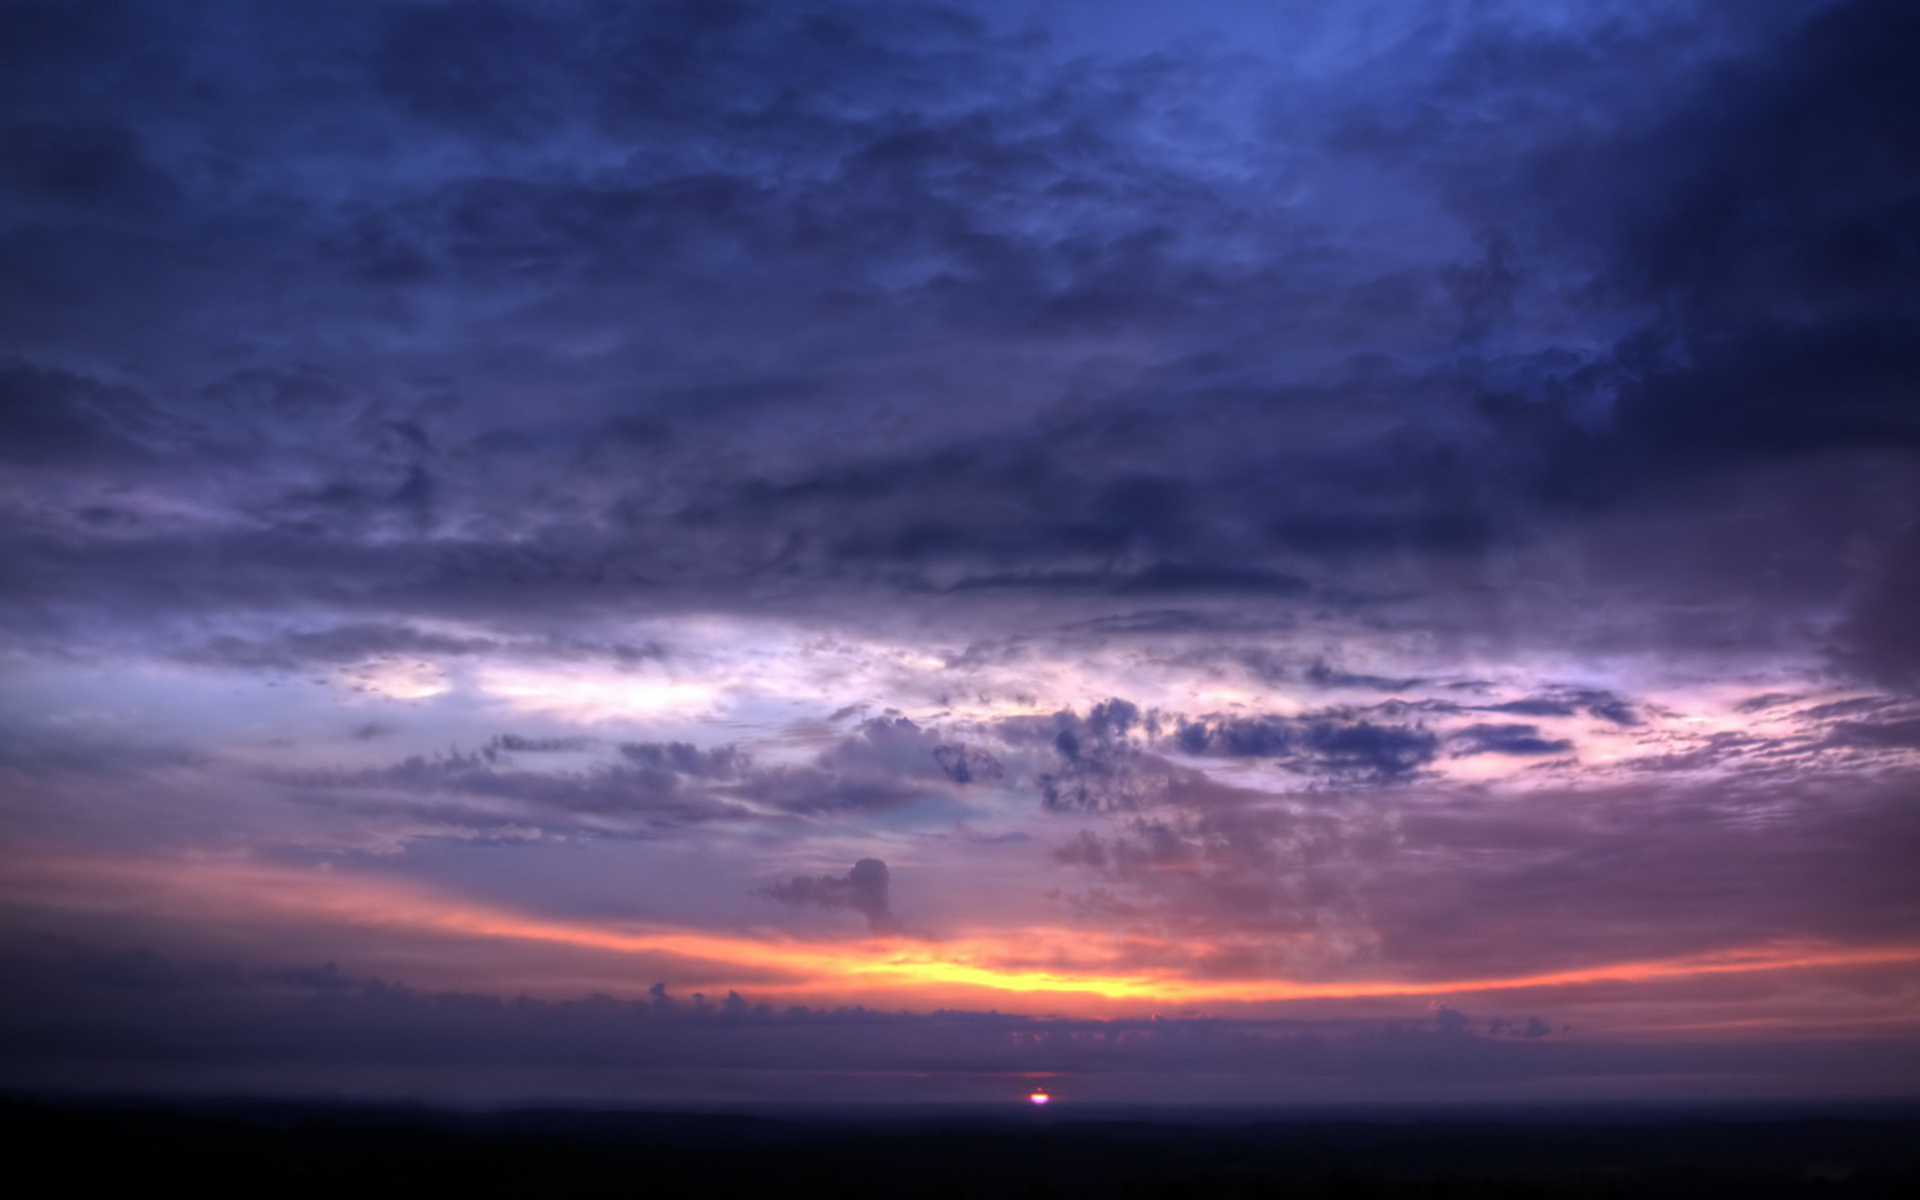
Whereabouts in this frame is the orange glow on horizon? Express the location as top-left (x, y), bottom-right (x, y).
top-left (6, 852), bottom-right (1918, 1015)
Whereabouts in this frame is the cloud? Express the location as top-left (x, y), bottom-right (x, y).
top-left (1170, 712), bottom-right (1439, 780)
top-left (1485, 691), bottom-right (1638, 727)
top-left (1448, 723), bottom-right (1573, 758)
top-left (0, 360), bottom-right (154, 465)
top-left (758, 858), bottom-right (900, 934)
top-left (1045, 764), bottom-right (1920, 982)
top-left (493, 734), bottom-right (587, 753)
top-left (617, 740), bottom-right (746, 777)
top-left (1823, 718), bottom-right (1920, 751)
top-left (10, 939), bottom-right (1917, 1105)
top-left (0, 939), bottom-right (1625, 1083)
top-left (1047, 798), bottom-right (1399, 962)
top-left (278, 718), bottom-right (988, 834)
top-left (183, 624), bottom-right (499, 670)
top-left (0, 0), bottom-right (1906, 676)
top-left (291, 742), bottom-right (758, 831)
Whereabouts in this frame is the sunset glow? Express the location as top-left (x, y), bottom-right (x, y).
top-left (8, 851), bottom-right (1917, 1028)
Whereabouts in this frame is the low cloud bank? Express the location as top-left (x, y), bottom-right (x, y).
top-left (10, 941), bottom-right (1913, 1104)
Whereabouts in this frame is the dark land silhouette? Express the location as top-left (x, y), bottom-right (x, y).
top-left (7, 1099), bottom-right (1917, 1198)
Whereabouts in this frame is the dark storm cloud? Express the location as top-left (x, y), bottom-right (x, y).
top-left (0, 7), bottom-right (1771, 619)
top-left (758, 857), bottom-right (900, 934)
top-left (0, 0), bottom-right (1908, 669)
top-left (1427, 0), bottom-right (1920, 673)
top-left (1573, 1), bottom-right (1918, 462)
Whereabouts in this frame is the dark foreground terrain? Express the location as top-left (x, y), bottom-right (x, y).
top-left (4, 1099), bottom-right (1917, 1198)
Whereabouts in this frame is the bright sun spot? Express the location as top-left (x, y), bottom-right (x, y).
top-left (1028, 1092), bottom-right (1050, 1105)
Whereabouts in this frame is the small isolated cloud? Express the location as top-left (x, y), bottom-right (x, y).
top-left (1449, 723), bottom-right (1574, 757)
top-left (759, 858), bottom-right (900, 934)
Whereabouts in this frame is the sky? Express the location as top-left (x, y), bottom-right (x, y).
top-left (2, 0), bottom-right (1918, 1108)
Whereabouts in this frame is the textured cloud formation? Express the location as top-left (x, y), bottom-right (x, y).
top-left (2, 0), bottom-right (1918, 1104)
top-left (0, 0), bottom-right (1907, 645)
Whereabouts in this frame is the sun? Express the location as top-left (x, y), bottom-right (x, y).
top-left (1028, 1091), bottom-right (1050, 1105)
